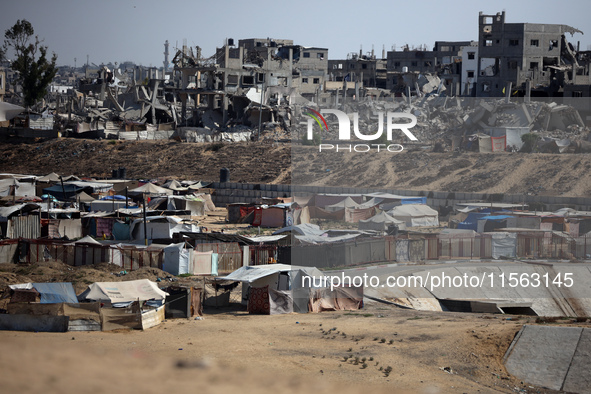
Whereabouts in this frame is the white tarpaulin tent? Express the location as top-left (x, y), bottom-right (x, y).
top-left (129, 183), bottom-right (172, 196)
top-left (324, 197), bottom-right (362, 212)
top-left (78, 279), bottom-right (168, 305)
top-left (358, 211), bottom-right (406, 232)
top-left (162, 243), bottom-right (191, 275)
top-left (388, 204), bottom-right (439, 227)
top-left (129, 216), bottom-right (198, 241)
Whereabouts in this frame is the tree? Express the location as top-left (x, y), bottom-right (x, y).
top-left (520, 133), bottom-right (540, 153)
top-left (3, 19), bottom-right (57, 108)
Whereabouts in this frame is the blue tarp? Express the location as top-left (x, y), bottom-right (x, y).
top-left (100, 195), bottom-right (127, 201)
top-left (479, 215), bottom-right (514, 221)
top-left (42, 184), bottom-right (84, 200)
top-left (400, 197), bottom-right (427, 205)
top-left (112, 221), bottom-right (130, 240)
top-left (457, 212), bottom-right (488, 231)
top-left (32, 283), bottom-right (78, 304)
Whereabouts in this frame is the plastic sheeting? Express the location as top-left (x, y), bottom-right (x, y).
top-left (163, 243), bottom-right (190, 276)
top-left (112, 221), bottom-right (130, 240)
top-left (192, 250), bottom-right (214, 275)
top-left (78, 279), bottom-right (168, 303)
top-left (359, 211), bottom-right (406, 232)
top-left (491, 232), bottom-right (517, 259)
top-left (308, 286), bottom-right (363, 313)
top-left (22, 283), bottom-right (78, 304)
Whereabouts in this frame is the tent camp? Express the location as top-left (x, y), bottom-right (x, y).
top-left (388, 204), bottom-right (439, 227)
top-left (358, 211), bottom-right (406, 232)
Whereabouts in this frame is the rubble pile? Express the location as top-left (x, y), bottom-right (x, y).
top-left (290, 95), bottom-right (590, 153)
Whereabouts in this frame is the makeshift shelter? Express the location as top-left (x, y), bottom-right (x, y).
top-left (128, 183), bottom-right (173, 196)
top-left (163, 286), bottom-right (203, 318)
top-left (90, 199), bottom-right (135, 212)
top-left (0, 203), bottom-right (41, 239)
top-left (256, 203), bottom-right (297, 228)
top-left (219, 264), bottom-right (362, 314)
top-left (490, 232), bottom-right (517, 259)
top-left (477, 215), bottom-right (513, 233)
top-left (191, 250), bottom-right (219, 275)
top-left (219, 264), bottom-right (324, 314)
top-left (358, 211), bottom-right (407, 232)
top-left (162, 179), bottom-right (188, 192)
top-left (308, 286), bottom-right (364, 312)
top-left (163, 243), bottom-right (191, 275)
top-left (129, 216), bottom-right (199, 241)
top-left (148, 195), bottom-right (206, 216)
top-left (37, 173), bottom-right (62, 183)
top-left (388, 204), bottom-right (439, 227)
top-left (324, 197), bottom-right (362, 212)
top-left (0, 177), bottom-right (35, 198)
top-left (9, 283), bottom-right (78, 304)
top-left (78, 279), bottom-right (168, 306)
top-left (457, 212), bottom-right (489, 231)
top-left (43, 184), bottom-right (85, 200)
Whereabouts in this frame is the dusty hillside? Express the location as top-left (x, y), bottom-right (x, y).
top-left (0, 138), bottom-right (291, 184)
top-left (292, 146), bottom-right (591, 197)
top-left (1, 137), bottom-right (591, 196)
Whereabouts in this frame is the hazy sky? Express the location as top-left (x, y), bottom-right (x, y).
top-left (1, 0), bottom-right (590, 68)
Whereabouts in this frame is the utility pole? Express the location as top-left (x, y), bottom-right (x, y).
top-left (143, 193), bottom-right (148, 246)
top-left (257, 68), bottom-right (266, 140)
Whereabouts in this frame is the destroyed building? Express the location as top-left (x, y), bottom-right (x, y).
top-left (328, 48), bottom-right (388, 89)
top-left (386, 41), bottom-right (475, 96)
top-left (477, 11), bottom-right (583, 97)
top-left (169, 38), bottom-right (328, 129)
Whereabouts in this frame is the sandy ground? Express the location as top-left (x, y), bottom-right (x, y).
top-left (291, 146), bottom-right (591, 197)
top-left (1, 138), bottom-right (591, 196)
top-left (2, 302), bottom-right (581, 394)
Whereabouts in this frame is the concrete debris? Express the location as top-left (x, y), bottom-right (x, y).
top-left (2, 31), bottom-right (590, 151)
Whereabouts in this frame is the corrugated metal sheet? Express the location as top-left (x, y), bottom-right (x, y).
top-left (9, 215), bottom-right (40, 239)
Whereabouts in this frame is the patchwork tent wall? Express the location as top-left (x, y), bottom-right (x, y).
top-left (358, 211), bottom-right (406, 232)
top-left (388, 204), bottom-right (439, 227)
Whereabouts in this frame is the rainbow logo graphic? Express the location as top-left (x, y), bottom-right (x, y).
top-left (304, 107), bottom-right (328, 132)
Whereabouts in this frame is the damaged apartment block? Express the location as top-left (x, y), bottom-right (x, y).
top-left (477, 11), bottom-right (584, 97)
top-left (170, 38), bottom-right (329, 134)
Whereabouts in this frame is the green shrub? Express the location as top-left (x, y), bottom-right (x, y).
top-left (302, 132), bottom-right (321, 146)
top-left (520, 133), bottom-right (539, 153)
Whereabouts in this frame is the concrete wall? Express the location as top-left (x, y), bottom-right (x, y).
top-left (210, 181), bottom-right (591, 211)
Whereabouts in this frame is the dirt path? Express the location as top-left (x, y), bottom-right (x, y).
top-left (0, 304), bottom-right (549, 393)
